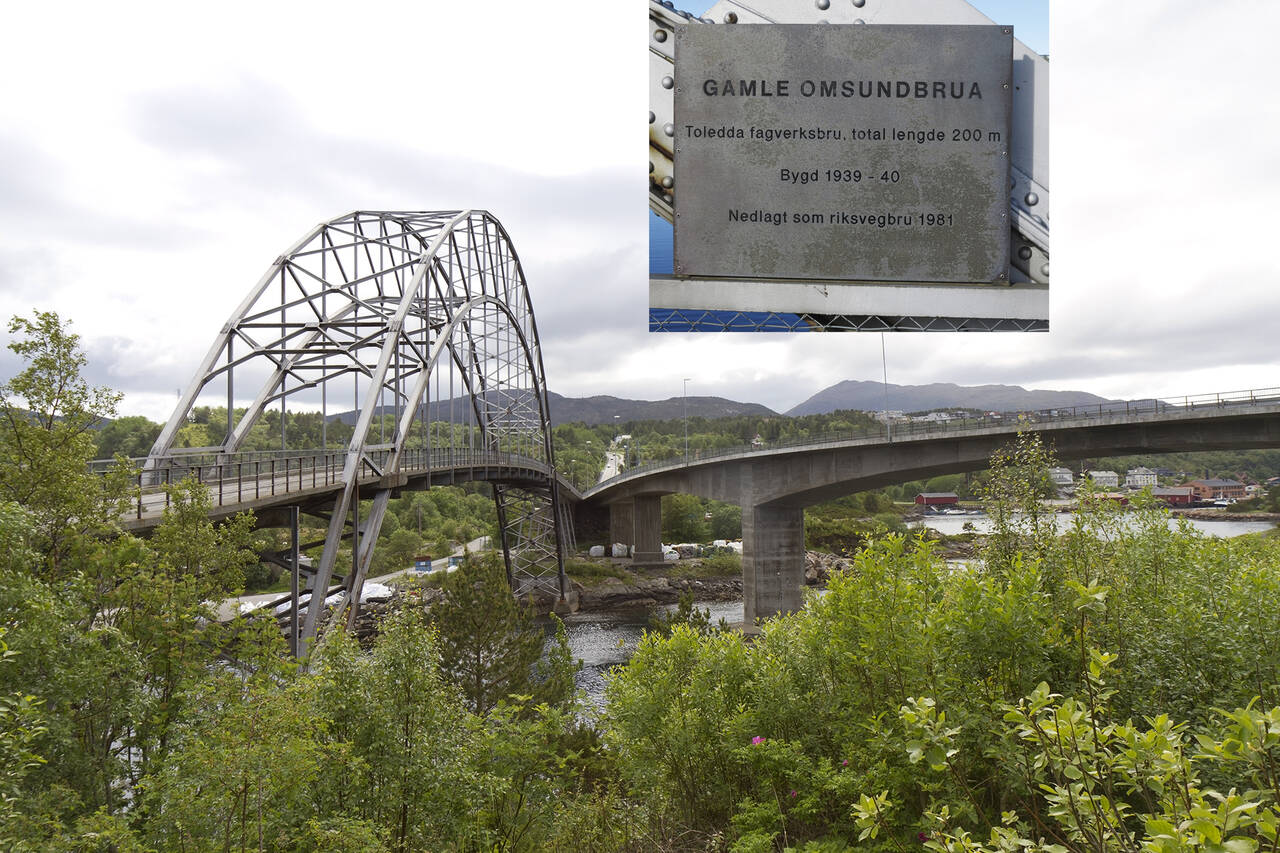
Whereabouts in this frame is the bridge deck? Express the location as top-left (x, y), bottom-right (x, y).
top-left (586, 390), bottom-right (1280, 503)
top-left (103, 449), bottom-right (576, 534)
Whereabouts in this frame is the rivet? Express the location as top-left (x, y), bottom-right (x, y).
top-left (1017, 246), bottom-right (1032, 261)
top-left (1002, 27), bottom-right (1011, 34)
top-left (819, 19), bottom-right (830, 24)
top-left (649, 110), bottom-right (655, 124)
top-left (816, 0), bottom-right (830, 9)
top-left (853, 18), bottom-right (865, 24)
top-left (661, 76), bottom-right (674, 89)
top-left (1024, 191), bottom-right (1039, 206)
top-left (1033, 215), bottom-right (1045, 226)
top-left (654, 28), bottom-right (667, 43)
top-left (649, 161), bottom-right (655, 173)
top-left (852, 0), bottom-right (865, 6)
top-left (1040, 263), bottom-right (1050, 278)
top-left (1002, 83), bottom-right (1010, 89)
top-left (724, 11), bottom-right (738, 22)
top-left (662, 176), bottom-right (674, 188)
top-left (663, 123), bottom-right (674, 137)
top-left (661, 1), bottom-right (673, 7)
top-left (664, 193), bottom-right (673, 204)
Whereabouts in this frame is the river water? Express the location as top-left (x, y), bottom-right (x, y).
top-left (559, 514), bottom-right (1274, 710)
top-left (558, 601), bottom-right (743, 711)
top-left (907, 512), bottom-right (1276, 538)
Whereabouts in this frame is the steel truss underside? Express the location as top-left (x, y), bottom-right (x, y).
top-left (650, 308), bottom-right (1048, 332)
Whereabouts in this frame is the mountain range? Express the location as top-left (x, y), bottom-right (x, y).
top-left (785, 380), bottom-right (1114, 417)
top-left (323, 382), bottom-right (1118, 426)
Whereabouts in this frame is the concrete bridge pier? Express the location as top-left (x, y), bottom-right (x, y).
top-left (631, 494), bottom-right (665, 566)
top-left (607, 495), bottom-right (665, 564)
top-left (608, 500), bottom-right (634, 550)
top-left (742, 504), bottom-right (806, 628)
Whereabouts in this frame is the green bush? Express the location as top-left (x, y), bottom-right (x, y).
top-left (599, 436), bottom-right (1280, 848)
top-left (564, 557), bottom-right (633, 585)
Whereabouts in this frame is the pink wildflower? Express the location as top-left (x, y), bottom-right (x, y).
top-left (751, 736), bottom-right (765, 745)
top-left (790, 790), bottom-right (798, 798)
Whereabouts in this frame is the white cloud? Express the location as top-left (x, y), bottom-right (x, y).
top-left (0, 0), bottom-right (1275, 425)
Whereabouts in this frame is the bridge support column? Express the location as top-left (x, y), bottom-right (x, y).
top-left (632, 494), bottom-right (664, 566)
top-left (609, 500), bottom-right (635, 548)
top-left (742, 504), bottom-right (805, 628)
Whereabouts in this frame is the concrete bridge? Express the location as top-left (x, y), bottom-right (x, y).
top-left (584, 391), bottom-right (1280, 624)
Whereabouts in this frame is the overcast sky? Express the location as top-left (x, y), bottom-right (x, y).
top-left (1, 0), bottom-right (1276, 422)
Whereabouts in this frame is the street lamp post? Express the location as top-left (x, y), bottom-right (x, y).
top-left (683, 378), bottom-right (691, 464)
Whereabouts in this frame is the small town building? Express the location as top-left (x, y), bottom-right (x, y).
top-left (915, 492), bottom-right (959, 506)
top-left (1083, 492), bottom-right (1129, 506)
top-left (1089, 470), bottom-right (1120, 488)
top-left (1125, 467), bottom-right (1158, 488)
top-left (1151, 486), bottom-right (1195, 506)
top-left (1184, 478), bottom-right (1246, 500)
top-left (1048, 467), bottom-right (1074, 486)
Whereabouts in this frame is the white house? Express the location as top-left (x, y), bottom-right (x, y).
top-left (1089, 470), bottom-right (1120, 488)
top-left (1049, 467), bottom-right (1074, 486)
top-left (1125, 467), bottom-right (1157, 488)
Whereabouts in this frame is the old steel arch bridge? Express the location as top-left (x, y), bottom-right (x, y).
top-left (132, 210), bottom-right (575, 650)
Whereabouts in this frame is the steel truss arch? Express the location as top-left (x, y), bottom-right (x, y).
top-left (147, 210), bottom-right (568, 649)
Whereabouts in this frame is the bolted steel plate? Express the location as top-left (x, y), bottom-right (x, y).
top-left (673, 24), bottom-right (1012, 283)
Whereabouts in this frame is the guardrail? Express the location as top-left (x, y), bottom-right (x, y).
top-left (92, 447), bottom-right (554, 521)
top-left (88, 386), bottom-right (1280, 514)
top-left (596, 386), bottom-right (1280, 486)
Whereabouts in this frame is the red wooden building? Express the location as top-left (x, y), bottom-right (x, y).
top-left (1151, 486), bottom-right (1194, 506)
top-left (915, 492), bottom-right (959, 506)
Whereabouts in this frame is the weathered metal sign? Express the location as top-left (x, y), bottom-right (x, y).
top-left (673, 24), bottom-right (1012, 283)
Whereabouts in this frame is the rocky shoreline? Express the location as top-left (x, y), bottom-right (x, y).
top-left (1170, 508), bottom-right (1280, 522)
top-left (568, 550), bottom-right (864, 611)
top-left (298, 551), bottom-right (862, 642)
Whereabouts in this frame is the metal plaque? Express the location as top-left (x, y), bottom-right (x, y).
top-left (673, 24), bottom-right (1012, 283)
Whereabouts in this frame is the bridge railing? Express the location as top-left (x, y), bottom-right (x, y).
top-left (600, 386), bottom-right (1280, 485)
top-left (91, 447), bottom-right (553, 521)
